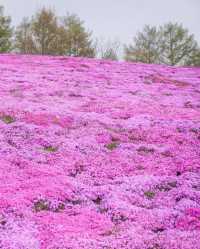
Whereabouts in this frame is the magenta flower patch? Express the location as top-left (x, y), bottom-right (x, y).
top-left (0, 54), bottom-right (200, 248)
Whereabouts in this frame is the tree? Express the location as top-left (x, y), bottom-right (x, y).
top-left (124, 23), bottom-right (199, 66)
top-left (0, 6), bottom-right (12, 52)
top-left (15, 17), bottom-right (35, 54)
top-left (185, 47), bottom-right (200, 66)
top-left (15, 9), bottom-right (95, 57)
top-left (15, 7), bottom-right (63, 55)
top-left (31, 7), bottom-right (61, 55)
top-left (159, 23), bottom-right (198, 66)
top-left (97, 38), bottom-right (121, 60)
top-left (124, 25), bottom-right (161, 64)
top-left (61, 13), bottom-right (96, 57)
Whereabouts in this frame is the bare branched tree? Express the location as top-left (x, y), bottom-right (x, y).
top-left (97, 38), bottom-right (121, 60)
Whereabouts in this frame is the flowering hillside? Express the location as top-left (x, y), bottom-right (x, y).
top-left (0, 54), bottom-right (200, 249)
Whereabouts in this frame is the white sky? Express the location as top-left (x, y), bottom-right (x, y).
top-left (1, 0), bottom-right (200, 45)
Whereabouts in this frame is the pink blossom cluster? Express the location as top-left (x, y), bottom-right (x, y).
top-left (0, 54), bottom-right (200, 249)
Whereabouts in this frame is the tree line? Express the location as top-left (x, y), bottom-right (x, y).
top-left (0, 5), bottom-right (200, 66)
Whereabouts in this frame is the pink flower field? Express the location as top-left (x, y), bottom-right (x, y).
top-left (0, 54), bottom-right (200, 249)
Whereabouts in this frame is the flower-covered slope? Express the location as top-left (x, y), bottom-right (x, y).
top-left (0, 54), bottom-right (200, 249)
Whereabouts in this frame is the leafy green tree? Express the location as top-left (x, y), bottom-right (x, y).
top-left (159, 23), bottom-right (198, 66)
top-left (0, 6), bottom-right (12, 52)
top-left (185, 47), bottom-right (200, 66)
top-left (124, 25), bottom-right (161, 63)
top-left (15, 17), bottom-right (35, 54)
top-left (124, 23), bottom-right (199, 66)
top-left (31, 7), bottom-right (60, 55)
top-left (15, 9), bottom-right (96, 57)
top-left (62, 13), bottom-right (96, 57)
top-left (15, 7), bottom-right (63, 55)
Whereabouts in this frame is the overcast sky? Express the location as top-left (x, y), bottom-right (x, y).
top-left (1, 0), bottom-right (200, 45)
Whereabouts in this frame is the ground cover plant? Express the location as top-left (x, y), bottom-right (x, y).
top-left (0, 54), bottom-right (200, 248)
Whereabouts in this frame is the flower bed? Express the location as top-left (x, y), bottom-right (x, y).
top-left (0, 54), bottom-right (200, 249)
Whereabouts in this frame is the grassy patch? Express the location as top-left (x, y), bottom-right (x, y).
top-left (0, 115), bottom-right (15, 124)
top-left (43, 145), bottom-right (58, 153)
top-left (34, 199), bottom-right (65, 213)
top-left (34, 199), bottom-right (49, 212)
top-left (144, 191), bottom-right (156, 199)
top-left (105, 142), bottom-right (119, 150)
